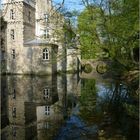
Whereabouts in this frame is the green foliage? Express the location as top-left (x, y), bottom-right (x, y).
top-left (78, 6), bottom-right (103, 59)
top-left (77, 0), bottom-right (139, 69)
top-left (80, 79), bottom-right (97, 118)
top-left (102, 0), bottom-right (139, 68)
top-left (123, 103), bottom-right (139, 119)
top-left (80, 79), bottom-right (96, 105)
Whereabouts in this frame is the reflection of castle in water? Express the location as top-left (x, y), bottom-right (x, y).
top-left (1, 74), bottom-right (81, 140)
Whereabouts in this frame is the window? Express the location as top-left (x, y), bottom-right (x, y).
top-left (45, 106), bottom-right (50, 115)
top-left (10, 9), bottom-right (15, 19)
top-left (43, 29), bottom-right (49, 39)
top-left (1, 51), bottom-right (5, 60)
top-left (46, 29), bottom-right (49, 38)
top-left (43, 48), bottom-right (49, 60)
top-left (12, 126), bottom-right (16, 137)
top-left (11, 49), bottom-right (15, 59)
top-left (10, 29), bottom-right (15, 40)
top-left (43, 30), bottom-right (46, 39)
top-left (44, 14), bottom-right (48, 22)
top-left (13, 89), bottom-right (16, 99)
top-left (28, 11), bottom-right (31, 22)
top-left (44, 122), bottom-right (49, 129)
top-left (44, 88), bottom-right (50, 99)
top-left (12, 107), bottom-right (16, 118)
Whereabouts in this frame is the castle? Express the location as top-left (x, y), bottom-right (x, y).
top-left (1, 0), bottom-right (80, 75)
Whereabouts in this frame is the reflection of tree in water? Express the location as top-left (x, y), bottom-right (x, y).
top-left (103, 83), bottom-right (139, 140)
top-left (79, 79), bottom-right (99, 123)
top-left (79, 79), bottom-right (139, 140)
top-left (1, 76), bottom-right (9, 129)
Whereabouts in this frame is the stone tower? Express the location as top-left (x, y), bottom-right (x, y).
top-left (2, 0), bottom-right (35, 73)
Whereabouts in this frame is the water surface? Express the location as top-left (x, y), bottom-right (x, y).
top-left (1, 74), bottom-right (138, 140)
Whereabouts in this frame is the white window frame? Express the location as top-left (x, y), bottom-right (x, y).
top-left (44, 14), bottom-right (48, 22)
top-left (43, 48), bottom-right (49, 60)
top-left (45, 106), bottom-right (50, 115)
top-left (43, 29), bottom-right (49, 39)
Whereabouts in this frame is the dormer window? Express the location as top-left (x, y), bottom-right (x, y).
top-left (10, 9), bottom-right (15, 20)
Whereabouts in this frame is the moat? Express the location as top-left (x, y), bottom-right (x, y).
top-left (1, 73), bottom-right (139, 140)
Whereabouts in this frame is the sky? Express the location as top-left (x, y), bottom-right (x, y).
top-left (0, 0), bottom-right (85, 11)
top-left (0, 0), bottom-right (85, 15)
top-left (52, 0), bottom-right (85, 12)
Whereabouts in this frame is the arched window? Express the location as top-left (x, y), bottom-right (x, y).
top-left (43, 48), bottom-right (49, 60)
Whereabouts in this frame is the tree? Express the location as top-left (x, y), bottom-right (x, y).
top-left (78, 6), bottom-right (104, 59)
top-left (77, 0), bottom-right (139, 69)
top-left (101, 0), bottom-right (139, 69)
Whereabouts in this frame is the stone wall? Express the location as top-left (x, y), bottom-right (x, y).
top-left (2, 0), bottom-right (36, 74)
top-left (2, 0), bottom-right (78, 74)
